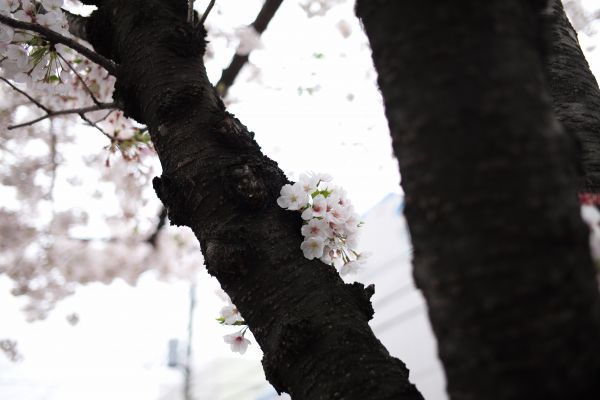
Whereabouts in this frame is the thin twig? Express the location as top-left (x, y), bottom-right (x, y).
top-left (188, 0), bottom-right (196, 24)
top-left (0, 14), bottom-right (118, 75)
top-left (78, 112), bottom-right (113, 139)
top-left (57, 52), bottom-right (101, 105)
top-left (198, 0), bottom-right (216, 26)
top-left (48, 120), bottom-right (58, 200)
top-left (92, 109), bottom-right (116, 124)
top-left (216, 0), bottom-right (283, 96)
top-left (8, 103), bottom-right (116, 130)
top-left (0, 77), bottom-right (50, 113)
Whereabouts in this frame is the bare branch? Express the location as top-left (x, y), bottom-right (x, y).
top-left (77, 112), bottom-right (112, 139)
top-left (198, 0), bottom-right (216, 26)
top-left (1, 76), bottom-right (116, 140)
top-left (0, 14), bottom-right (117, 75)
top-left (92, 109), bottom-right (115, 124)
top-left (8, 103), bottom-right (116, 130)
top-left (216, 0), bottom-right (283, 96)
top-left (0, 77), bottom-right (50, 113)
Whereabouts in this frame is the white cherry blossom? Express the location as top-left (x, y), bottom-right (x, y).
top-left (0, 0), bottom-right (19, 14)
top-left (37, 10), bottom-right (64, 30)
top-left (220, 304), bottom-right (242, 325)
top-left (581, 205), bottom-right (600, 262)
top-left (340, 260), bottom-right (360, 276)
top-left (0, 24), bottom-right (13, 44)
top-left (301, 218), bottom-right (331, 239)
top-left (277, 183), bottom-right (308, 210)
top-left (5, 44), bottom-right (30, 69)
top-left (300, 236), bottom-right (325, 260)
top-left (234, 26), bottom-right (263, 56)
top-left (40, 0), bottom-right (63, 11)
top-left (223, 331), bottom-right (251, 354)
top-left (301, 194), bottom-right (327, 220)
top-left (325, 202), bottom-right (348, 225)
top-left (298, 171), bottom-right (332, 193)
top-left (14, 0), bottom-right (36, 23)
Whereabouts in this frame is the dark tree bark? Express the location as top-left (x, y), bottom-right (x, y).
top-left (543, 0), bottom-right (600, 194)
top-left (82, 1), bottom-right (423, 399)
top-left (356, 0), bottom-right (600, 399)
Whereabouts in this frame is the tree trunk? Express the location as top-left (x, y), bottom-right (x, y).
top-left (356, 0), bottom-right (600, 399)
top-left (543, 0), bottom-right (600, 194)
top-left (84, 1), bottom-right (423, 399)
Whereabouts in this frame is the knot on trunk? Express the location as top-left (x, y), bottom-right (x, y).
top-left (154, 85), bottom-right (207, 124)
top-left (262, 317), bottom-right (316, 395)
top-left (204, 230), bottom-right (255, 278)
top-left (152, 174), bottom-right (193, 227)
top-left (216, 112), bottom-right (258, 150)
top-left (161, 23), bottom-right (208, 58)
top-left (225, 164), bottom-right (269, 210)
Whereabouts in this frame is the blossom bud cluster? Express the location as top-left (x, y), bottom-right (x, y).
top-left (216, 289), bottom-right (250, 354)
top-left (277, 172), bottom-right (367, 276)
top-left (0, 0), bottom-right (69, 87)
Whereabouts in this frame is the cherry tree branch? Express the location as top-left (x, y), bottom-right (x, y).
top-left (8, 103), bottom-right (116, 130)
top-left (198, 0), bottom-right (216, 26)
top-left (216, 0), bottom-right (283, 96)
top-left (0, 77), bottom-right (50, 112)
top-left (148, 0), bottom-right (284, 244)
top-left (77, 112), bottom-right (112, 139)
top-left (1, 77), bottom-right (116, 138)
top-left (91, 109), bottom-right (115, 124)
top-left (0, 14), bottom-right (117, 75)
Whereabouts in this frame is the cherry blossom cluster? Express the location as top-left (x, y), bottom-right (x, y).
top-left (0, 4), bottom-right (153, 160)
top-left (0, 0), bottom-right (69, 87)
top-left (216, 289), bottom-right (250, 354)
top-left (277, 172), bottom-right (367, 276)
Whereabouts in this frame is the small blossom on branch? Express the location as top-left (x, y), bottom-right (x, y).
top-left (223, 329), bottom-right (251, 354)
top-left (219, 304), bottom-right (242, 325)
top-left (215, 288), bottom-right (251, 353)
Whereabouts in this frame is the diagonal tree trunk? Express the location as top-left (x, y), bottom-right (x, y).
top-left (543, 0), bottom-right (600, 195)
top-left (82, 0), bottom-right (423, 399)
top-left (356, 0), bottom-right (600, 398)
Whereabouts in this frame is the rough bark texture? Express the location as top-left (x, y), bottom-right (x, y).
top-left (84, 1), bottom-right (423, 399)
top-left (543, 0), bottom-right (600, 193)
top-left (356, 0), bottom-right (600, 399)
